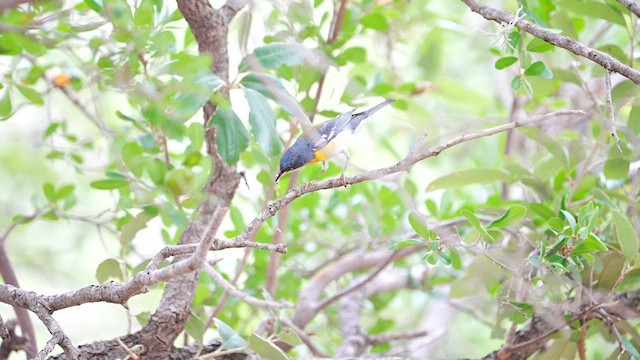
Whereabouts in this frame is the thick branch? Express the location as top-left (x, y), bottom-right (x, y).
top-left (462, 0), bottom-right (640, 84)
top-left (484, 289), bottom-right (640, 359)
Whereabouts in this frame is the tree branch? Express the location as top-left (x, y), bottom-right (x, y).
top-left (461, 0), bottom-right (640, 84)
top-left (617, 0), bottom-right (640, 18)
top-left (237, 110), bottom-right (585, 250)
top-left (483, 290), bottom-right (640, 359)
top-left (203, 262), bottom-right (292, 309)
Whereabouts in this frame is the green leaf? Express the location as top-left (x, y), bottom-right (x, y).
top-left (43, 182), bottom-right (55, 202)
top-left (526, 38), bottom-right (554, 52)
top-left (338, 47), bottom-right (367, 64)
top-left (122, 142), bottom-right (144, 177)
top-left (188, 122), bottom-right (205, 151)
top-left (511, 76), bottom-right (521, 91)
top-left (0, 90), bottom-right (12, 118)
top-left (84, 0), bottom-right (103, 12)
top-left (530, 203), bottom-right (556, 220)
top-left (244, 88), bottom-right (282, 156)
top-left (427, 169), bottom-right (509, 191)
top-left (390, 239), bottom-right (425, 250)
top-left (557, 0), bottom-right (626, 26)
top-left (248, 332), bottom-right (289, 360)
top-left (15, 84), bottom-right (44, 105)
top-left (134, 0), bottom-right (154, 27)
top-left (360, 13), bottom-right (389, 31)
top-left (277, 328), bottom-right (301, 347)
top-left (210, 107), bottom-right (250, 164)
top-left (408, 211), bottom-right (433, 240)
top-left (95, 258), bottom-right (123, 283)
top-left (214, 318), bottom-right (247, 350)
top-left (572, 233), bottom-right (608, 255)
top-left (524, 61), bottom-right (552, 78)
top-left (461, 210), bottom-right (495, 242)
top-left (629, 106), bottom-right (640, 135)
top-left (240, 73), bottom-right (300, 116)
top-left (613, 211), bottom-right (639, 264)
top-left (620, 336), bottom-right (640, 360)
top-left (495, 56), bottom-right (518, 70)
top-left (120, 211), bottom-right (155, 246)
top-left (185, 314), bottom-right (205, 345)
top-left (90, 179), bottom-right (129, 190)
top-left (239, 43), bottom-right (316, 72)
top-left (487, 205), bottom-right (527, 228)
top-left (604, 158), bottom-right (629, 179)
top-left (55, 184), bottom-right (75, 201)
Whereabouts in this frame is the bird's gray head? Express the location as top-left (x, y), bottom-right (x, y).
top-left (275, 137), bottom-right (316, 182)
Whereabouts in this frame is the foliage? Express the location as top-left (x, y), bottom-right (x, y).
top-left (0, 0), bottom-right (639, 359)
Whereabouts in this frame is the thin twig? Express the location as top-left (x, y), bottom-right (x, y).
top-left (203, 263), bottom-right (292, 309)
top-left (462, 0), bottom-right (640, 84)
top-left (605, 71), bottom-right (623, 152)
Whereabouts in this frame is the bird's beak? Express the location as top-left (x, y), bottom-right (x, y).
top-left (275, 171), bottom-right (283, 182)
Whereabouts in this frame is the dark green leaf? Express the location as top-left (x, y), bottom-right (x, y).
top-left (487, 205), bottom-right (527, 228)
top-left (210, 107), bottom-right (250, 164)
top-left (526, 38), bottom-right (554, 52)
top-left (240, 73), bottom-right (300, 116)
top-left (495, 56), bottom-right (518, 70)
top-left (244, 88), bottom-right (282, 156)
top-left (524, 61), bottom-right (548, 76)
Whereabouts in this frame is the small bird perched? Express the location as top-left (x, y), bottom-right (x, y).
top-left (275, 98), bottom-right (396, 182)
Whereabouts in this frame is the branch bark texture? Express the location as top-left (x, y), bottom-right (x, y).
top-left (462, 0), bottom-right (640, 84)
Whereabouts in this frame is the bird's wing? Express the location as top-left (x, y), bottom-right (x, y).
top-left (313, 108), bottom-right (357, 149)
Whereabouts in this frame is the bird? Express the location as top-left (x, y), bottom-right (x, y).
top-left (275, 98), bottom-right (396, 182)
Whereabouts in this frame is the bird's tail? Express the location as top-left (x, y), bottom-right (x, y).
top-left (350, 98), bottom-right (396, 128)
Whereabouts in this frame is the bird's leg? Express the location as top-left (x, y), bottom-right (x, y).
top-left (339, 151), bottom-right (351, 187)
top-left (312, 161), bottom-right (328, 182)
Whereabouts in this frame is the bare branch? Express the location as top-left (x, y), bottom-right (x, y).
top-left (238, 110), bottom-right (585, 250)
top-left (617, 0), bottom-right (640, 18)
top-left (367, 330), bottom-right (429, 345)
top-left (203, 262), bottom-right (292, 309)
top-left (462, 0), bottom-right (640, 84)
top-left (605, 71), bottom-right (623, 152)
